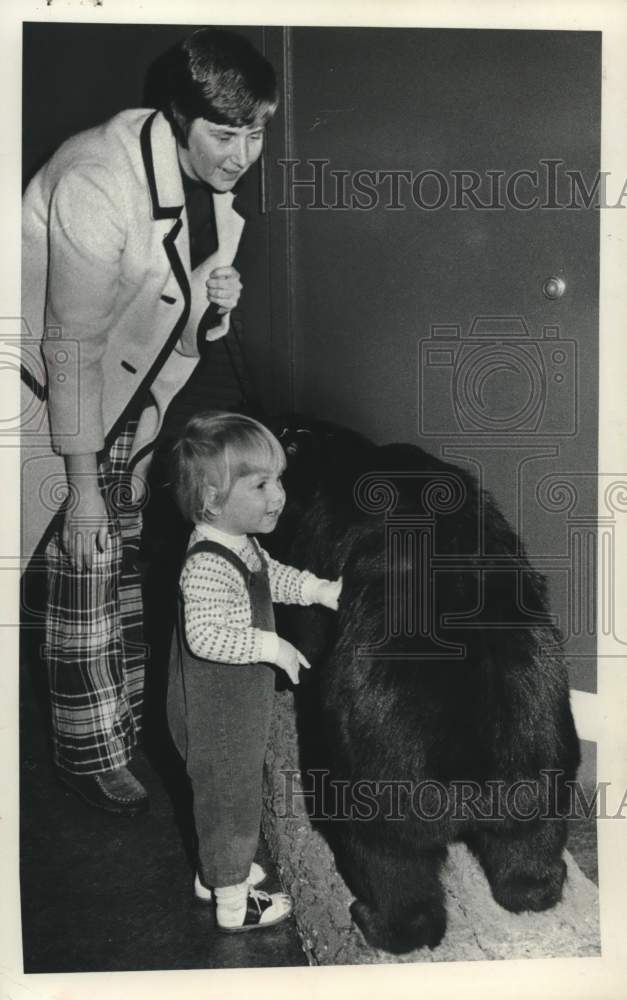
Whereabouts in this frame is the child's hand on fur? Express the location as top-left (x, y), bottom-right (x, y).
top-left (276, 638), bottom-right (311, 685)
top-left (316, 577), bottom-right (342, 611)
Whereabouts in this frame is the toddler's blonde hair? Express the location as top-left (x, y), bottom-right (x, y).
top-left (169, 411), bottom-right (285, 524)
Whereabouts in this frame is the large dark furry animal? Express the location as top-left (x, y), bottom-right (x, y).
top-left (268, 415), bottom-right (580, 955)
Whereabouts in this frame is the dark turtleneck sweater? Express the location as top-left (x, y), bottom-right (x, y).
top-left (180, 168), bottom-right (219, 270)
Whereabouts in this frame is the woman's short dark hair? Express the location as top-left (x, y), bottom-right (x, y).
top-left (150, 27), bottom-right (278, 144)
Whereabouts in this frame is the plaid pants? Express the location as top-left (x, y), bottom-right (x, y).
top-left (44, 422), bottom-right (146, 774)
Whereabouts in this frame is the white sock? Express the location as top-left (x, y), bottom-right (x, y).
top-left (214, 880), bottom-right (248, 928)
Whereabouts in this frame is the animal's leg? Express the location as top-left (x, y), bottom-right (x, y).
top-left (469, 818), bottom-right (568, 913)
top-left (335, 832), bottom-right (448, 954)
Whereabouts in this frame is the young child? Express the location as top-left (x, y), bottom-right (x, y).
top-left (167, 411), bottom-right (341, 933)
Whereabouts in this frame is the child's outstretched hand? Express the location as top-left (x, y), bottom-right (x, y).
top-left (276, 638), bottom-right (311, 685)
top-left (317, 577), bottom-right (343, 611)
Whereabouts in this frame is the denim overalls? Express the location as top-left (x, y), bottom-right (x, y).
top-left (167, 539), bottom-right (276, 888)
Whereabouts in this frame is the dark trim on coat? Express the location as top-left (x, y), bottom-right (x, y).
top-left (20, 363), bottom-right (47, 401)
top-left (106, 113), bottom-right (192, 458)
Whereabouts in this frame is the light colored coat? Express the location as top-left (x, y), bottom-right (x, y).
top-left (21, 109), bottom-right (245, 566)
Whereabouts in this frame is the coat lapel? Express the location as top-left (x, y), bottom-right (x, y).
top-left (192, 192), bottom-right (246, 351)
top-left (141, 110), bottom-right (245, 276)
top-left (140, 110), bottom-right (192, 276)
top-left (141, 111), bottom-right (184, 220)
top-left (212, 190), bottom-right (246, 267)
top-left (113, 114), bottom-right (245, 462)
top-left (105, 112), bottom-right (192, 449)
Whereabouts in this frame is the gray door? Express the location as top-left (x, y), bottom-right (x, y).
top-left (264, 28), bottom-right (601, 697)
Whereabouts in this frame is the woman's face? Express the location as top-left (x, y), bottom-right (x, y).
top-left (177, 119), bottom-right (265, 190)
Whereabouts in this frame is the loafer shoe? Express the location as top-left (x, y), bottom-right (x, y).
top-left (194, 861), bottom-right (267, 902)
top-left (57, 765), bottom-right (149, 816)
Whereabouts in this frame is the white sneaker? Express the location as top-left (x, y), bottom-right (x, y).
top-left (194, 861), bottom-right (267, 902)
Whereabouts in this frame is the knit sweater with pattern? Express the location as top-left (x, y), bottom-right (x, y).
top-left (180, 522), bottom-right (329, 666)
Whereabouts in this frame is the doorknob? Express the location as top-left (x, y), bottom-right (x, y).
top-left (542, 276), bottom-right (567, 299)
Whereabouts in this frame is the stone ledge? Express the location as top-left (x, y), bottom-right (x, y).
top-left (262, 689), bottom-right (601, 966)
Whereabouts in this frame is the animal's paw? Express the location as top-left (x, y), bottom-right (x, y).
top-left (351, 897), bottom-right (446, 954)
top-left (492, 858), bottom-right (567, 913)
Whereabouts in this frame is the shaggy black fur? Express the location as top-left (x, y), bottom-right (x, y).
top-left (267, 415), bottom-right (580, 955)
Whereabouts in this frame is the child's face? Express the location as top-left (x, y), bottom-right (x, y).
top-left (211, 466), bottom-right (286, 536)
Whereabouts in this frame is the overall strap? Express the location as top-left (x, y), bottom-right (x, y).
top-left (249, 536), bottom-right (269, 570)
top-left (181, 537), bottom-right (275, 636)
top-left (184, 539), bottom-right (252, 583)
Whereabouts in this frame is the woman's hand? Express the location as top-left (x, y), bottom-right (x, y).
top-left (61, 454), bottom-right (110, 571)
top-left (317, 577), bottom-right (343, 611)
top-left (206, 265), bottom-right (242, 315)
top-left (62, 488), bottom-right (109, 571)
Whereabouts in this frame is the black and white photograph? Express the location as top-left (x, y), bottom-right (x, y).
top-left (2, 1), bottom-right (626, 998)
